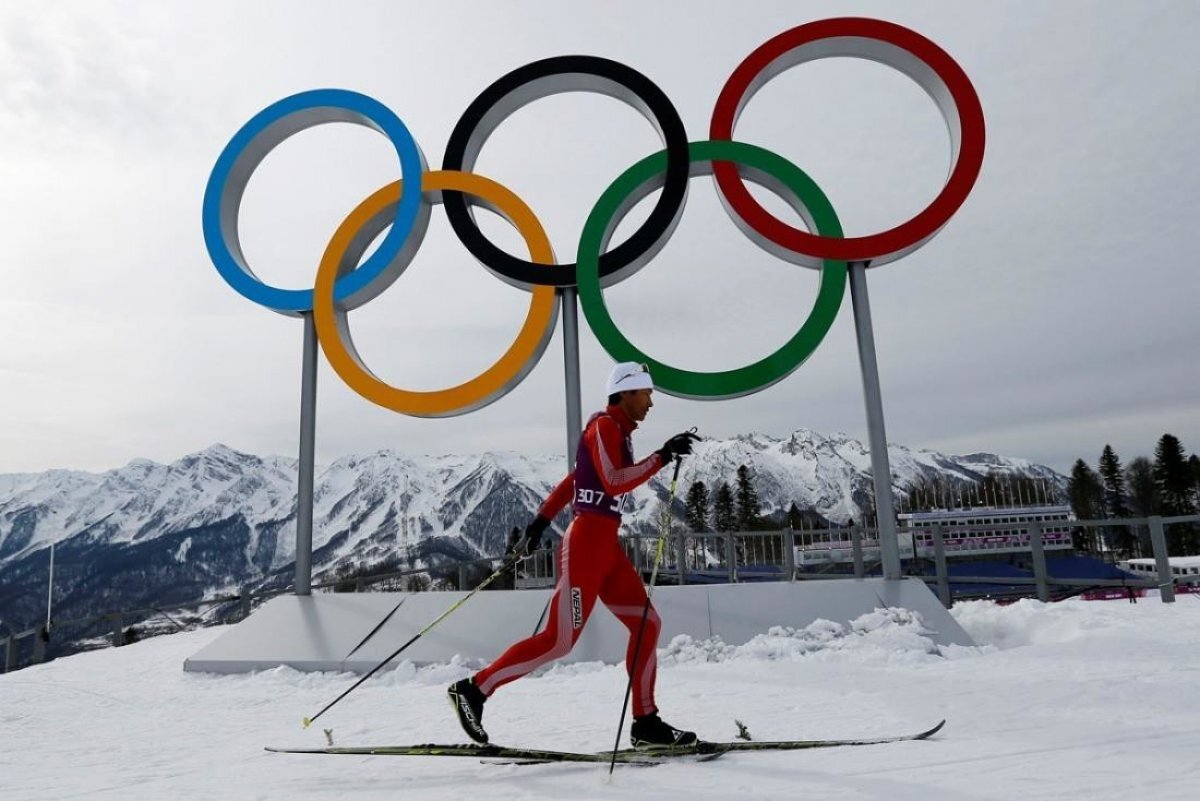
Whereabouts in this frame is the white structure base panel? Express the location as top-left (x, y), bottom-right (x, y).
top-left (184, 578), bottom-right (972, 674)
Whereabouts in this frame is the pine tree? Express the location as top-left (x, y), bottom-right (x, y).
top-left (1098, 445), bottom-right (1132, 555)
top-left (786, 502), bottom-right (805, 529)
top-left (1125, 457), bottom-right (1159, 517)
top-left (1098, 445), bottom-right (1129, 516)
top-left (1153, 434), bottom-right (1196, 515)
top-left (1189, 454), bottom-right (1200, 508)
top-left (1154, 434), bottom-right (1199, 555)
top-left (1125, 456), bottom-right (1158, 558)
top-left (1068, 459), bottom-right (1105, 550)
top-left (735, 464), bottom-right (762, 531)
top-left (684, 481), bottom-right (711, 533)
top-left (713, 482), bottom-right (736, 533)
top-left (1068, 460), bottom-right (1105, 517)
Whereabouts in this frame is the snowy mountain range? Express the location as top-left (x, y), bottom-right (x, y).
top-left (0, 431), bottom-right (1064, 636)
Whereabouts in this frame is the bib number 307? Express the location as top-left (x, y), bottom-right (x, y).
top-left (576, 487), bottom-right (625, 513)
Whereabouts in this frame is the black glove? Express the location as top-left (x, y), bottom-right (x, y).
top-left (516, 515), bottom-right (551, 556)
top-left (657, 430), bottom-right (701, 464)
top-left (504, 527), bottom-right (521, 555)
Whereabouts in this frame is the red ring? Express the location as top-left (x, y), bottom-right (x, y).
top-left (710, 17), bottom-right (985, 265)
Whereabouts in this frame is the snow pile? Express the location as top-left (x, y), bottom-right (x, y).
top-left (660, 607), bottom-right (945, 667)
top-left (951, 596), bottom-right (1160, 649)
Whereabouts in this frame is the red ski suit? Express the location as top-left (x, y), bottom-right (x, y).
top-left (473, 405), bottom-right (665, 717)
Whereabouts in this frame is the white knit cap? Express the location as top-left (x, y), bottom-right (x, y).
top-left (606, 361), bottom-right (653, 396)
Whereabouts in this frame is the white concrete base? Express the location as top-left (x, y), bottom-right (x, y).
top-left (183, 578), bottom-right (972, 674)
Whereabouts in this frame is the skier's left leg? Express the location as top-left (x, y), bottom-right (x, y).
top-left (601, 543), bottom-right (696, 747)
top-left (599, 550), bottom-right (661, 718)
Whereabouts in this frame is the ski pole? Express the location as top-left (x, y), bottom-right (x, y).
top-left (608, 451), bottom-right (685, 774)
top-left (302, 551), bottom-right (525, 729)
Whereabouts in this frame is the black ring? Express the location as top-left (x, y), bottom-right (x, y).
top-left (441, 55), bottom-right (690, 290)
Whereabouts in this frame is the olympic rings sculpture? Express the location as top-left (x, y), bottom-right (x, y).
top-left (202, 17), bottom-right (984, 417)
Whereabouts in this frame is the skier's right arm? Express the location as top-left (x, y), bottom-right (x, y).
top-left (520, 472), bottom-right (573, 554)
top-left (538, 472), bottom-right (574, 520)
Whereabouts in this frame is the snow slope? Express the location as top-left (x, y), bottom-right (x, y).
top-left (2, 595), bottom-right (1196, 800)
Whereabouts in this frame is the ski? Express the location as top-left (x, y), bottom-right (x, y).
top-left (265, 720), bottom-right (944, 765)
top-left (264, 742), bottom-right (660, 765)
top-left (614, 719), bottom-right (946, 759)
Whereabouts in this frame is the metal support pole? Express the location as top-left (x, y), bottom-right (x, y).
top-left (458, 563), bottom-right (469, 591)
top-left (848, 262), bottom-right (901, 580)
top-left (676, 534), bottom-right (688, 586)
top-left (1029, 521), bottom-right (1049, 602)
top-left (560, 288), bottom-right (583, 468)
top-left (1148, 516), bottom-right (1175, 603)
top-left (46, 542), bottom-right (55, 629)
top-left (240, 589), bottom-right (252, 620)
top-left (33, 628), bottom-right (46, 664)
top-left (3, 635), bottom-right (14, 673)
top-left (111, 614), bottom-right (124, 647)
top-left (932, 525), bottom-right (950, 607)
top-left (726, 533), bottom-right (737, 583)
top-left (783, 527), bottom-right (796, 581)
top-left (295, 312), bottom-right (318, 596)
top-left (851, 525), bottom-right (865, 579)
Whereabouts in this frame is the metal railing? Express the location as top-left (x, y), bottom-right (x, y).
top-left (4, 514), bottom-right (1197, 673)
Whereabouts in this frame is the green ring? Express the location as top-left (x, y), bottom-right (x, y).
top-left (576, 139), bottom-right (847, 399)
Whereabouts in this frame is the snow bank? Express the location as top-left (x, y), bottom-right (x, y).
top-left (950, 595), bottom-right (1190, 649)
top-left (658, 607), bottom-right (946, 666)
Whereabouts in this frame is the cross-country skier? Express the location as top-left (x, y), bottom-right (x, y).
top-left (448, 361), bottom-right (701, 748)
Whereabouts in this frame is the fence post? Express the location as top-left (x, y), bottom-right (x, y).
top-left (1029, 521), bottom-right (1050, 602)
top-left (1148, 516), bottom-right (1175, 604)
top-left (783, 527), bottom-right (796, 581)
top-left (457, 563), bottom-right (469, 591)
top-left (112, 614), bottom-right (125, 647)
top-left (931, 525), bottom-right (950, 608)
top-left (675, 533), bottom-right (687, 586)
top-left (2, 635), bottom-right (14, 672)
top-left (726, 533), bottom-right (737, 583)
top-left (851, 526), bottom-right (865, 579)
top-left (33, 625), bottom-right (48, 664)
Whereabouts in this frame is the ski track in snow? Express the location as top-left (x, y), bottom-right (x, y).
top-left (1, 597), bottom-right (1197, 800)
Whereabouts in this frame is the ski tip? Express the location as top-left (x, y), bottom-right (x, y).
top-left (302, 717), bottom-right (312, 729)
top-left (920, 720), bottom-right (947, 739)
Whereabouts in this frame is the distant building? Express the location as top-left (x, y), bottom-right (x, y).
top-left (1119, 556), bottom-right (1200, 580)
top-left (793, 504), bottom-right (1075, 567)
top-left (897, 504), bottom-right (1075, 559)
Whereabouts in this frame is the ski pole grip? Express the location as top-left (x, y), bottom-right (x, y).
top-left (669, 427), bottom-right (696, 484)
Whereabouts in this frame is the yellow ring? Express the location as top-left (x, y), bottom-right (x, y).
top-left (313, 171), bottom-right (558, 417)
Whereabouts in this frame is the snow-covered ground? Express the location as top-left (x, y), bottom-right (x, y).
top-left (2, 596), bottom-right (1197, 800)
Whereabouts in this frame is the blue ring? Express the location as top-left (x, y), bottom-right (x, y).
top-left (202, 89), bottom-right (424, 314)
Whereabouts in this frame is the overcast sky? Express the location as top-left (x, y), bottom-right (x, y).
top-left (1, 1), bottom-right (1196, 476)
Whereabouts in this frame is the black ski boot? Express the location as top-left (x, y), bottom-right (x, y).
top-left (630, 712), bottom-right (697, 748)
top-left (447, 678), bottom-right (489, 744)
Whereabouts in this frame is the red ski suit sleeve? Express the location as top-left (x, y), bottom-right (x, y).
top-left (538, 473), bottom-right (574, 519)
top-left (586, 414), bottom-right (662, 495)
